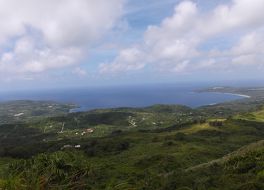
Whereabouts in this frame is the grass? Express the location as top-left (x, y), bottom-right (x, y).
top-left (234, 106), bottom-right (264, 122)
top-left (179, 123), bottom-right (221, 134)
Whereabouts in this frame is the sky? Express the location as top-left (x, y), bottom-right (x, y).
top-left (0, 0), bottom-right (264, 90)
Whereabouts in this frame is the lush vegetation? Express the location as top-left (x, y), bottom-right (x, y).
top-left (0, 100), bottom-right (75, 125)
top-left (0, 88), bottom-right (264, 189)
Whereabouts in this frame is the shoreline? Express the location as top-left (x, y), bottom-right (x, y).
top-left (219, 92), bottom-right (251, 98)
top-left (69, 92), bottom-right (251, 113)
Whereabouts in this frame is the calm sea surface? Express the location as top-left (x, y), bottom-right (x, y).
top-left (0, 84), bottom-right (246, 112)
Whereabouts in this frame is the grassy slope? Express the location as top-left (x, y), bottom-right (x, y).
top-left (234, 106), bottom-right (264, 122)
top-left (184, 140), bottom-right (264, 190)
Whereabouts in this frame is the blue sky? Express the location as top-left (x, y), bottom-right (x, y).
top-left (0, 0), bottom-right (263, 90)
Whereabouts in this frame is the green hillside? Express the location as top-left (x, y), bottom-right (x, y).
top-left (0, 100), bottom-right (75, 125)
top-left (0, 90), bottom-right (264, 189)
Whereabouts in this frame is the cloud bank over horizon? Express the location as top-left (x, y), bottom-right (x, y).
top-left (0, 0), bottom-right (264, 88)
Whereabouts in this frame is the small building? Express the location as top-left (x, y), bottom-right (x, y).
top-left (61, 145), bottom-right (73, 150)
top-left (86, 128), bottom-right (94, 133)
top-left (14, 113), bottom-right (24, 117)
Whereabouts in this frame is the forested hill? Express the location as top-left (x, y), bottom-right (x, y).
top-left (0, 100), bottom-right (75, 124)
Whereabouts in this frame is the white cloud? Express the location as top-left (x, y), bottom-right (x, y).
top-left (171, 60), bottom-right (189, 73)
top-left (72, 67), bottom-right (87, 77)
top-left (99, 48), bottom-right (145, 74)
top-left (102, 0), bottom-right (264, 74)
top-left (204, 0), bottom-right (264, 35)
top-left (1, 36), bottom-right (82, 74)
top-left (223, 29), bottom-right (264, 67)
top-left (0, 0), bottom-right (124, 80)
top-left (231, 31), bottom-right (264, 55)
top-left (0, 0), bottom-right (124, 46)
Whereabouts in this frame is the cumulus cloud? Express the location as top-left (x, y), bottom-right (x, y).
top-left (99, 48), bottom-right (145, 74)
top-left (0, 0), bottom-right (124, 80)
top-left (218, 29), bottom-right (264, 67)
top-left (1, 36), bottom-right (82, 73)
top-left (231, 31), bottom-right (264, 56)
top-left (101, 0), bottom-right (264, 74)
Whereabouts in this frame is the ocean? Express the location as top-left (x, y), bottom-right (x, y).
top-left (0, 84), bottom-right (246, 112)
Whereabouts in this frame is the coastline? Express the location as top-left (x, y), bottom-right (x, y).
top-left (69, 91), bottom-right (251, 113)
top-left (1, 87), bottom-right (254, 114)
top-left (220, 92), bottom-right (251, 98)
